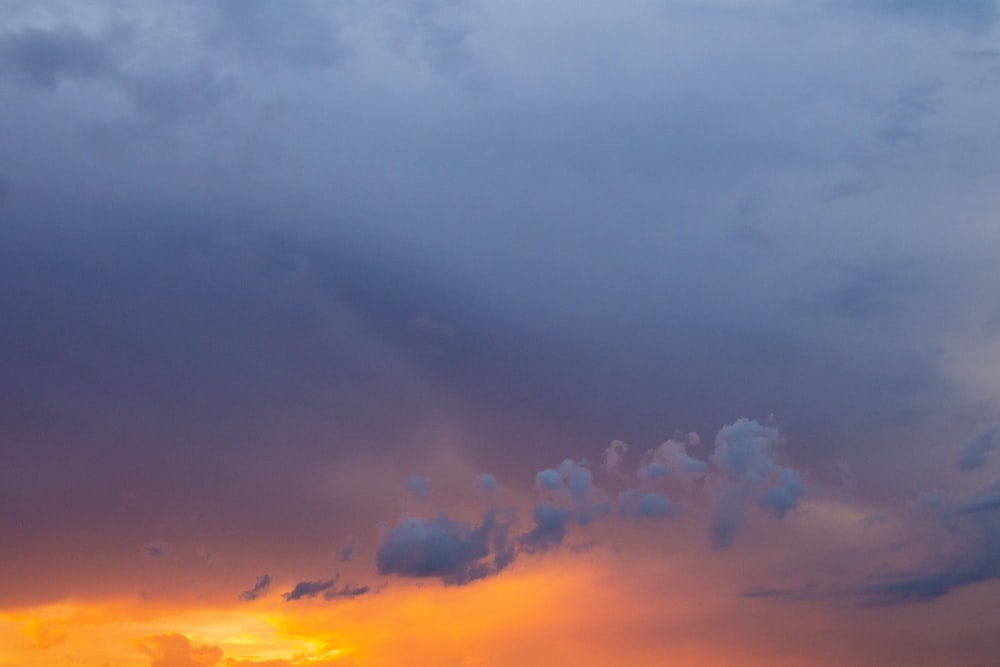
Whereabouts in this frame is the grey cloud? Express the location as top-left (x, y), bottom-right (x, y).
top-left (207, 0), bottom-right (348, 68)
top-left (518, 503), bottom-right (572, 554)
top-left (602, 440), bottom-right (629, 475)
top-left (0, 25), bottom-right (114, 89)
top-left (323, 581), bottom-right (370, 600)
top-left (376, 509), bottom-right (514, 585)
top-left (385, 0), bottom-right (483, 88)
top-left (617, 490), bottom-right (675, 519)
top-left (709, 419), bottom-right (805, 549)
top-left (855, 0), bottom-right (999, 32)
top-left (283, 578), bottom-right (335, 601)
top-left (956, 425), bottom-right (998, 470)
top-left (406, 475), bottom-right (432, 503)
top-left (957, 480), bottom-right (1000, 514)
top-left (856, 479), bottom-right (1000, 604)
top-left (239, 573), bottom-right (271, 601)
top-left (474, 473), bottom-right (497, 496)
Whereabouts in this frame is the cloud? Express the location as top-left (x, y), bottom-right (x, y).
top-left (535, 459), bottom-right (610, 524)
top-left (0, 25), bottom-right (114, 89)
top-left (617, 490), bottom-right (675, 519)
top-left (135, 633), bottom-right (222, 667)
top-left (239, 574), bottom-right (271, 601)
top-left (339, 535), bottom-right (359, 562)
top-left (519, 503), bottom-right (573, 554)
top-left (603, 440), bottom-right (629, 475)
top-left (376, 509), bottom-right (514, 584)
top-left (855, 477), bottom-right (1000, 604)
top-left (406, 474), bottom-right (432, 503)
top-left (323, 581), bottom-right (370, 600)
top-left (708, 419), bottom-right (805, 548)
top-left (642, 439), bottom-right (709, 481)
top-left (283, 579), bottom-right (335, 601)
top-left (853, 0), bottom-right (999, 32)
top-left (474, 473), bottom-right (497, 496)
top-left (956, 425), bottom-right (998, 470)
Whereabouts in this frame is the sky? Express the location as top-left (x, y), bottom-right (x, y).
top-left (2, 0), bottom-right (1000, 665)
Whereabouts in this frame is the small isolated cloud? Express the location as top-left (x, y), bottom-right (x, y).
top-left (340, 535), bottom-right (359, 562)
top-left (239, 574), bottom-right (271, 601)
top-left (709, 419), bottom-right (804, 549)
top-left (956, 425), bottom-right (998, 470)
top-left (135, 632), bottom-right (222, 667)
top-left (474, 473), bottom-right (497, 496)
top-left (603, 440), bottom-right (629, 475)
top-left (617, 490), bottom-right (675, 519)
top-left (283, 579), bottom-right (335, 601)
top-left (376, 509), bottom-right (514, 585)
top-left (406, 474), bottom-right (431, 503)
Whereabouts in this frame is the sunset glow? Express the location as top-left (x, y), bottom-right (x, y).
top-left (4, 1), bottom-right (1000, 665)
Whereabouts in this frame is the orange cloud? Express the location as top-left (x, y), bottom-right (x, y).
top-left (136, 632), bottom-right (224, 667)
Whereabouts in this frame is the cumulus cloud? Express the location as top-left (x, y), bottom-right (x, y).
top-left (283, 578), bottom-right (335, 601)
top-left (535, 459), bottom-right (611, 524)
top-left (239, 573), bottom-right (271, 601)
top-left (475, 472), bottom-right (497, 495)
top-left (956, 425), bottom-right (998, 470)
top-left (135, 632), bottom-right (222, 667)
top-left (708, 419), bottom-right (804, 548)
top-left (376, 509), bottom-right (514, 585)
top-left (617, 490), bottom-right (675, 519)
top-left (603, 440), bottom-right (629, 475)
top-left (406, 474), bottom-right (432, 503)
top-left (519, 503), bottom-right (573, 553)
top-left (640, 439), bottom-right (709, 482)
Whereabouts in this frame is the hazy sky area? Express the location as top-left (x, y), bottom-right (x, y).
top-left (3, 1), bottom-right (1000, 665)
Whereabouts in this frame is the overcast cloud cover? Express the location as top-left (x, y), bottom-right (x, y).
top-left (2, 1), bottom-right (1000, 664)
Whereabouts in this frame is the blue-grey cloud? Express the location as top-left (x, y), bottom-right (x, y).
top-left (376, 509), bottom-right (514, 585)
top-left (283, 578), bottom-right (335, 601)
top-left (0, 25), bottom-right (114, 89)
top-left (406, 475), bottom-right (432, 503)
top-left (323, 581), bottom-right (370, 600)
top-left (956, 425), bottom-right (998, 470)
top-left (240, 574), bottom-right (272, 601)
top-left (617, 490), bottom-right (675, 519)
top-left (519, 503), bottom-right (573, 554)
top-left (709, 419), bottom-right (805, 548)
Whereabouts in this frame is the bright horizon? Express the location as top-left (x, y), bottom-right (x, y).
top-left (3, 1), bottom-right (1000, 665)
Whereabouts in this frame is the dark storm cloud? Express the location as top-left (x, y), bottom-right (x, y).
top-left (376, 509), bottom-right (515, 585)
top-left (239, 574), bottom-right (272, 601)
